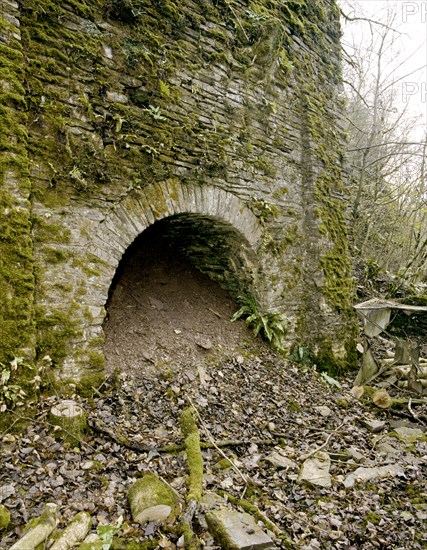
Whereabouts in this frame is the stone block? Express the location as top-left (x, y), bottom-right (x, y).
top-left (206, 509), bottom-right (275, 550)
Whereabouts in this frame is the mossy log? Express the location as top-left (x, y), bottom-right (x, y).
top-left (9, 503), bottom-right (58, 550)
top-left (127, 472), bottom-right (181, 524)
top-left (179, 407), bottom-right (203, 502)
top-left (179, 407), bottom-right (204, 549)
top-left (49, 400), bottom-right (87, 445)
top-left (50, 511), bottom-right (92, 550)
top-left (78, 533), bottom-right (103, 550)
top-left (0, 504), bottom-right (10, 530)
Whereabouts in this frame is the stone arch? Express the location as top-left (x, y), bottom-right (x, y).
top-left (89, 181), bottom-right (264, 310)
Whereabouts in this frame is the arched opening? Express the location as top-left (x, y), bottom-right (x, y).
top-left (103, 213), bottom-right (260, 375)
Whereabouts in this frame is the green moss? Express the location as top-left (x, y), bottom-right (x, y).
top-left (365, 512), bottom-right (381, 526)
top-left (75, 370), bottom-right (105, 397)
top-left (111, 538), bottom-right (157, 550)
top-left (87, 351), bottom-right (105, 371)
top-left (288, 399), bottom-right (301, 412)
top-left (42, 246), bottom-right (69, 264)
top-left (128, 471), bottom-right (179, 516)
top-left (180, 407), bottom-right (203, 502)
top-left (35, 306), bottom-right (81, 363)
top-left (78, 542), bottom-right (103, 550)
top-left (0, 504), bottom-right (10, 530)
top-left (213, 458), bottom-right (233, 470)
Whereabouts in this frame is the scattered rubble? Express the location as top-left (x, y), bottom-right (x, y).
top-left (1, 349), bottom-right (426, 548)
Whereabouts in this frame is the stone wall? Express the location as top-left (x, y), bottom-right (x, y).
top-left (0, 0), bottom-right (356, 387)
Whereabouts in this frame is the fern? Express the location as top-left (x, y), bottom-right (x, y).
top-left (231, 295), bottom-right (287, 351)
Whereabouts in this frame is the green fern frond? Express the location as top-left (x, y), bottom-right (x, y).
top-left (231, 295), bottom-right (288, 350)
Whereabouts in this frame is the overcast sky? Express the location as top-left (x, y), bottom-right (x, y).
top-left (339, 0), bottom-right (427, 139)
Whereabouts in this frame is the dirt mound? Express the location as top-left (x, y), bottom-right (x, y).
top-left (103, 231), bottom-right (264, 377)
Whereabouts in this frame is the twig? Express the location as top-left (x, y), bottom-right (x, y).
top-left (5, 410), bottom-right (97, 452)
top-left (187, 395), bottom-right (249, 495)
top-left (208, 307), bottom-right (221, 318)
top-left (408, 398), bottom-right (427, 427)
top-left (299, 423), bottom-right (344, 461)
top-left (225, 0), bottom-right (249, 41)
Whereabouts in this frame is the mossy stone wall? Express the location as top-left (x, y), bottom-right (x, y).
top-left (0, 0), bottom-right (356, 384)
top-left (0, 0), bottom-right (36, 363)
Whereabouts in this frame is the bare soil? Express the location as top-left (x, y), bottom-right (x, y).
top-left (103, 232), bottom-right (264, 378)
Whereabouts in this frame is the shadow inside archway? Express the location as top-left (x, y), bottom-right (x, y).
top-left (103, 215), bottom-right (261, 377)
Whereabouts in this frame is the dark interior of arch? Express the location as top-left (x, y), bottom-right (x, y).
top-left (107, 212), bottom-right (258, 306)
top-left (103, 213), bottom-right (260, 373)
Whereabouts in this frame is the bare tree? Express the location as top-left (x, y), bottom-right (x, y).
top-left (340, 1), bottom-right (427, 285)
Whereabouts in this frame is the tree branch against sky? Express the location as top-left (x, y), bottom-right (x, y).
top-left (340, 0), bottom-right (427, 140)
top-left (339, 1), bottom-right (427, 284)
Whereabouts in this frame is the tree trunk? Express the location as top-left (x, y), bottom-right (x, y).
top-left (49, 400), bottom-right (87, 446)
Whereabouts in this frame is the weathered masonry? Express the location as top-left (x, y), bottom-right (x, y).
top-left (0, 0), bottom-right (356, 389)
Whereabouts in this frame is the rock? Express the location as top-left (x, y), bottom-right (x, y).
top-left (348, 447), bottom-right (365, 463)
top-left (106, 91), bottom-right (128, 103)
top-left (315, 406), bottom-right (332, 417)
top-left (375, 437), bottom-right (401, 456)
top-left (50, 511), bottom-right (92, 550)
top-left (265, 451), bottom-right (297, 470)
top-left (360, 419), bottom-right (387, 433)
top-left (343, 464), bottom-right (404, 488)
top-left (393, 426), bottom-right (426, 443)
top-left (0, 504), bottom-right (10, 530)
top-left (298, 451), bottom-right (331, 488)
top-left (0, 484), bottom-right (15, 502)
top-left (127, 472), bottom-right (181, 524)
top-left (206, 509), bottom-right (275, 549)
top-left (195, 335), bottom-right (213, 350)
top-left (200, 492), bottom-right (225, 512)
top-left (148, 296), bottom-right (165, 310)
top-left (197, 365), bottom-right (210, 385)
top-left (389, 420), bottom-right (420, 430)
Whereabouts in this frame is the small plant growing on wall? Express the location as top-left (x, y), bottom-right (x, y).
top-left (231, 295), bottom-right (287, 351)
top-left (0, 358), bottom-right (30, 412)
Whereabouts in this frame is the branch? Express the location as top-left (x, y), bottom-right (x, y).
top-left (348, 141), bottom-right (425, 152)
top-left (339, 9), bottom-right (400, 33)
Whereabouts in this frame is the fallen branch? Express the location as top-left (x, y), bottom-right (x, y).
top-left (6, 410), bottom-right (96, 452)
top-left (88, 417), bottom-right (266, 453)
top-left (408, 398), bottom-right (427, 427)
top-left (375, 397), bottom-right (427, 410)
